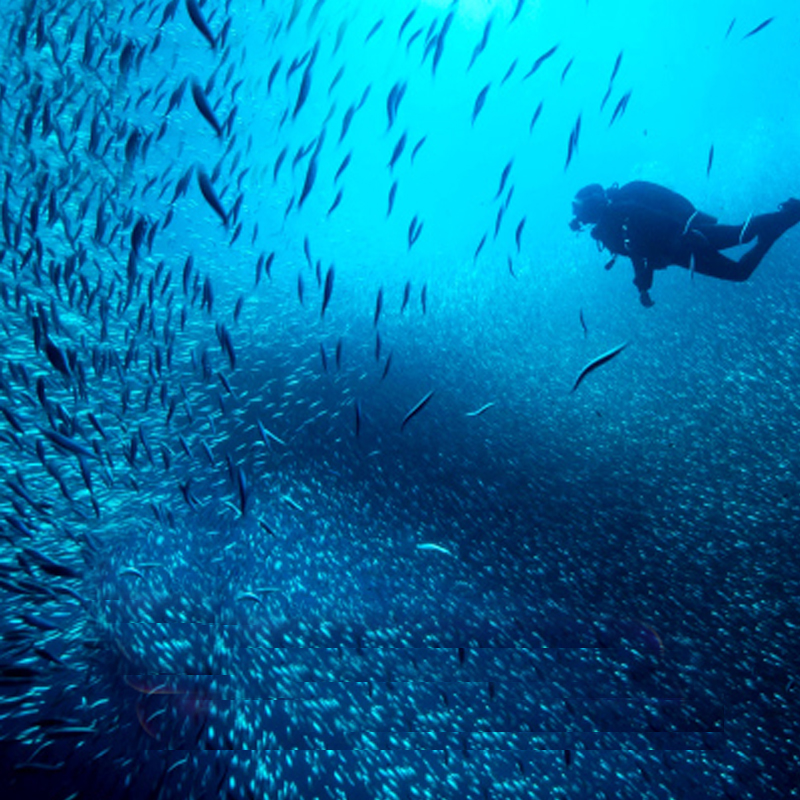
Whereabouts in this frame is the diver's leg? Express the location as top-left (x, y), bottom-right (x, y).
top-left (690, 247), bottom-right (754, 282)
top-left (688, 238), bottom-right (770, 283)
top-left (693, 199), bottom-right (800, 250)
top-left (694, 224), bottom-right (753, 249)
top-left (748, 199), bottom-right (800, 245)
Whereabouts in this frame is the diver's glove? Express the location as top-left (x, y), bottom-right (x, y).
top-left (639, 291), bottom-right (655, 308)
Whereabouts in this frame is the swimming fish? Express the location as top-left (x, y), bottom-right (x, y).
top-left (416, 542), bottom-right (453, 556)
top-left (320, 265), bottom-right (334, 318)
top-left (529, 100), bottom-right (543, 133)
top-left (411, 136), bottom-right (426, 164)
top-left (197, 171), bottom-right (228, 226)
top-left (510, 0), bottom-right (526, 26)
top-left (191, 81), bottom-right (223, 137)
top-left (609, 90), bottom-right (632, 126)
top-left (400, 281), bottom-right (411, 313)
top-left (571, 342), bottom-right (628, 392)
top-left (742, 17), bottom-right (774, 40)
top-left (389, 132), bottom-right (407, 170)
top-left (564, 113), bottom-right (582, 170)
top-left (467, 16), bottom-right (493, 72)
top-left (523, 44), bottom-right (559, 80)
top-left (515, 217), bottom-right (526, 252)
top-left (495, 160), bottom-right (513, 200)
top-left (401, 390), bottom-right (435, 431)
top-left (472, 84), bottom-right (490, 125)
top-left (185, 0), bottom-right (216, 49)
top-left (465, 402), bottom-right (494, 417)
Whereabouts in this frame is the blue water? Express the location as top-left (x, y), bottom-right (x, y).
top-left (0, 0), bottom-right (797, 798)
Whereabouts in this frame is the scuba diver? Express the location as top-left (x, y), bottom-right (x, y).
top-left (569, 181), bottom-right (800, 307)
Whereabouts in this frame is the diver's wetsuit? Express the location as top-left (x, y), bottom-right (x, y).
top-left (589, 181), bottom-right (789, 298)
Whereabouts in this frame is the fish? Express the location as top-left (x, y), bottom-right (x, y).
top-left (725, 18), bottom-right (736, 39)
top-left (387, 181), bottom-right (398, 217)
top-left (406, 28), bottom-right (423, 52)
top-left (523, 44), bottom-right (559, 79)
top-left (334, 152), bottom-right (351, 183)
top-left (321, 265), bottom-right (334, 317)
top-left (293, 63), bottom-right (313, 119)
top-left (400, 281), bottom-right (411, 313)
top-left (327, 190), bottom-right (343, 216)
top-left (389, 132), bottom-right (407, 170)
top-left (515, 217), bottom-right (526, 252)
top-left (421, 284), bottom-right (427, 314)
top-left (495, 160), bottom-right (513, 200)
top-left (564, 113), bottom-right (582, 171)
top-left (298, 153), bottom-right (319, 209)
top-left (742, 17), bottom-right (774, 40)
top-left (197, 171), bottom-right (228, 226)
top-left (501, 59), bottom-right (518, 85)
top-left (580, 309), bottom-right (588, 337)
top-left (416, 542), bottom-right (453, 556)
top-left (432, 11), bottom-right (455, 76)
top-left (191, 81), bottom-right (223, 137)
top-left (494, 206), bottom-right (505, 239)
top-left (472, 84), bottom-right (490, 125)
top-left (600, 50), bottom-right (624, 111)
top-left (185, 0), bottom-right (216, 49)
top-left (398, 9), bottom-right (416, 41)
top-left (561, 57), bottom-right (574, 83)
top-left (707, 144), bottom-right (714, 177)
top-left (257, 420), bottom-right (286, 447)
top-left (354, 400), bottom-right (361, 438)
top-left (529, 100), bottom-right (543, 133)
top-left (609, 90), bottom-right (632, 126)
top-left (468, 16), bottom-right (493, 71)
top-left (333, 19), bottom-right (348, 56)
top-left (365, 19), bottom-right (383, 43)
top-left (510, 0), bottom-right (525, 25)
top-left (465, 402), bottom-right (495, 417)
top-left (374, 288), bottom-right (383, 326)
top-left (474, 233), bottom-right (487, 262)
top-left (609, 50), bottom-right (624, 84)
top-left (267, 59), bottom-right (281, 93)
top-left (386, 81), bottom-right (407, 130)
top-left (401, 390), bottom-right (435, 431)
top-left (165, 77), bottom-right (189, 114)
top-left (408, 216), bottom-right (423, 249)
top-left (340, 104), bottom-right (356, 143)
top-left (41, 430), bottom-right (98, 461)
top-left (381, 351), bottom-right (393, 380)
top-left (286, 0), bottom-right (303, 32)
top-left (410, 136), bottom-right (426, 164)
top-left (571, 342), bottom-right (628, 392)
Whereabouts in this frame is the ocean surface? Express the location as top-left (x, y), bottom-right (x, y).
top-left (0, 0), bottom-right (798, 798)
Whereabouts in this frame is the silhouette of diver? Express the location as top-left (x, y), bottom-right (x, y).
top-left (570, 181), bottom-right (800, 307)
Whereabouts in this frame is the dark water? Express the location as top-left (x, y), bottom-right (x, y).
top-left (0, 0), bottom-right (798, 798)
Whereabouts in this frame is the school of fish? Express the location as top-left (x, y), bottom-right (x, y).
top-left (0, 0), bottom-right (792, 798)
